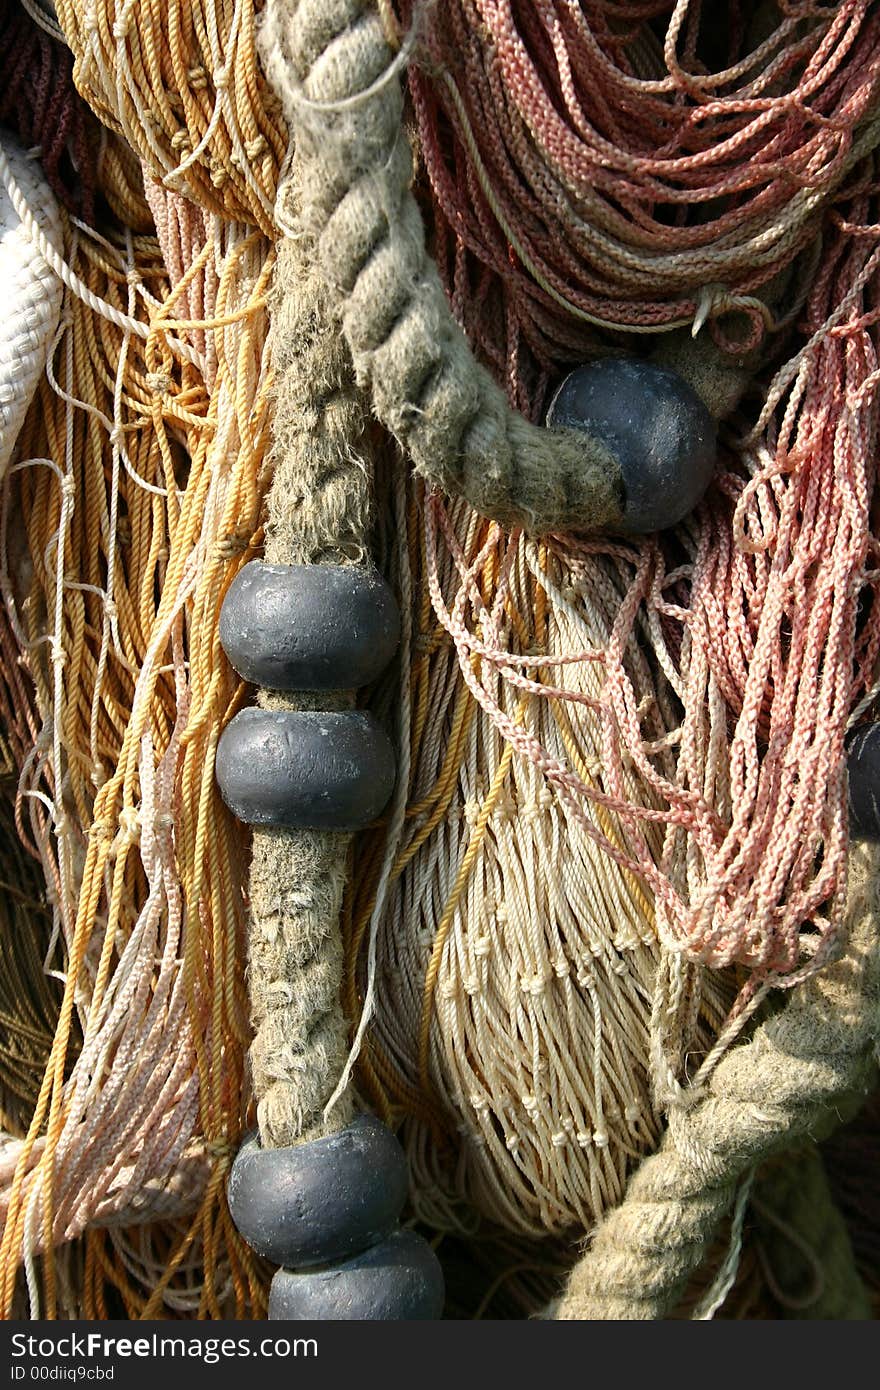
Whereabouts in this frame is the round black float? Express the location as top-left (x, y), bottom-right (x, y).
top-left (215, 708), bottom-right (395, 830)
top-left (546, 357), bottom-right (717, 533)
top-left (268, 1229), bottom-right (445, 1321)
top-left (228, 1117), bottom-right (409, 1270)
top-left (847, 722), bottom-right (880, 840)
top-left (219, 562), bottom-right (400, 692)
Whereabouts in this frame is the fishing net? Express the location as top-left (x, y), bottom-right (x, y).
top-left (0, 0), bottom-right (878, 1319)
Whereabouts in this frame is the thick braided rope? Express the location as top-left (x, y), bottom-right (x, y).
top-left (257, 0), bottom-right (623, 536)
top-left (0, 136), bottom-right (63, 478)
top-left (749, 1144), bottom-right (871, 1320)
top-left (247, 191), bottom-right (372, 1148)
top-left (555, 845), bottom-right (880, 1320)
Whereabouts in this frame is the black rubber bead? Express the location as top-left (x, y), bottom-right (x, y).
top-left (215, 708), bottom-right (395, 830)
top-left (219, 562), bottom-right (400, 692)
top-left (228, 1117), bottom-right (409, 1270)
top-left (546, 358), bottom-right (717, 533)
top-left (847, 722), bottom-right (880, 840)
top-left (268, 1229), bottom-right (445, 1321)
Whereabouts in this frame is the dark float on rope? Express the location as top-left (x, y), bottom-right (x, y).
top-left (215, 707), bottom-right (396, 831)
top-left (268, 1229), bottom-right (445, 1321)
top-left (847, 722), bottom-right (880, 840)
top-left (220, 561), bottom-right (400, 692)
top-left (546, 358), bottom-right (717, 533)
top-left (218, 560), bottom-right (440, 1316)
top-left (228, 1118), bottom-right (410, 1269)
top-left (229, 1120), bottom-right (444, 1321)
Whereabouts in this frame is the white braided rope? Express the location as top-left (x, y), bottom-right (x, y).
top-left (0, 132), bottom-right (204, 375)
top-left (0, 132), bottom-right (63, 479)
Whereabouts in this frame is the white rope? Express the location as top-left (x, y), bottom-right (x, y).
top-left (0, 136), bottom-right (205, 372)
top-left (0, 136), bottom-right (63, 477)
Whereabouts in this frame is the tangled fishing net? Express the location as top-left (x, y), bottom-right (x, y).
top-left (341, 0), bottom-right (880, 1243)
top-left (0, 0), bottom-right (878, 1320)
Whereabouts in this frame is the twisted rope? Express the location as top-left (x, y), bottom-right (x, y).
top-left (246, 216), bottom-right (370, 1147)
top-left (554, 842), bottom-right (880, 1319)
top-left (258, 0), bottom-right (624, 535)
top-left (749, 1144), bottom-right (871, 1320)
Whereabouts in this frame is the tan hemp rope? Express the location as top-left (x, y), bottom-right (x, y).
top-left (257, 0), bottom-right (625, 536)
top-left (246, 175), bottom-right (373, 1147)
top-left (553, 842), bottom-right (880, 1320)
